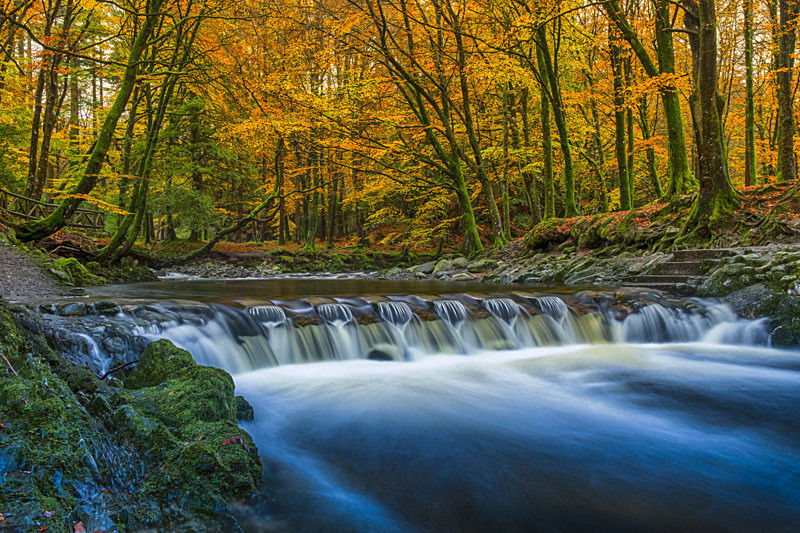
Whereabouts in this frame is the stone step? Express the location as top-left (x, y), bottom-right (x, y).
top-left (650, 261), bottom-right (704, 276)
top-left (670, 249), bottom-right (729, 261)
top-left (635, 274), bottom-right (701, 284)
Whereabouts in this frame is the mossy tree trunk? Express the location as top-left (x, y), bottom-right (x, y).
top-left (776, 0), bottom-right (798, 182)
top-left (744, 0), bottom-right (757, 186)
top-left (515, 87), bottom-right (543, 223)
top-left (16, 0), bottom-right (166, 242)
top-left (610, 29), bottom-right (632, 211)
top-left (682, 0), bottom-right (740, 230)
top-left (537, 44), bottom-right (556, 220)
top-left (445, 1), bottom-right (505, 245)
top-left (97, 4), bottom-right (203, 262)
top-left (638, 97), bottom-right (664, 198)
top-left (604, 0), bottom-right (696, 198)
top-left (357, 0), bottom-right (484, 254)
top-left (537, 23), bottom-right (578, 217)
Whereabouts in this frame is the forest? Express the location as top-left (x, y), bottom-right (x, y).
top-left (0, 0), bottom-right (796, 256)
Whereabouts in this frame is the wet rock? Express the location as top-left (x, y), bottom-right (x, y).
top-left (58, 302), bottom-right (87, 317)
top-left (113, 404), bottom-right (173, 450)
top-left (101, 336), bottom-right (127, 354)
top-left (414, 271), bottom-right (428, 279)
top-left (726, 284), bottom-right (774, 318)
top-left (367, 343), bottom-right (401, 361)
top-left (125, 339), bottom-right (195, 388)
top-left (450, 273), bottom-right (475, 281)
top-left (235, 395), bottom-right (255, 421)
top-left (92, 301), bottom-right (120, 315)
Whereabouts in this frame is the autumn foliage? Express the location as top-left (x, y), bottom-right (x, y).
top-left (0, 0), bottom-right (796, 254)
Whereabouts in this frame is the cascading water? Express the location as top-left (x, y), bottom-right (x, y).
top-left (27, 281), bottom-right (800, 531)
top-left (33, 290), bottom-right (773, 375)
top-left (376, 301), bottom-right (414, 327)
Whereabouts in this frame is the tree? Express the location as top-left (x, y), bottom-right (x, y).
top-left (16, 0), bottom-right (168, 242)
top-left (682, 0), bottom-right (740, 231)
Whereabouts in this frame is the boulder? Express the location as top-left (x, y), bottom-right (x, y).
top-left (432, 259), bottom-right (453, 275)
top-left (467, 259), bottom-right (497, 273)
top-left (125, 339), bottom-right (196, 389)
top-left (413, 261), bottom-right (436, 275)
top-left (451, 256), bottom-right (468, 269)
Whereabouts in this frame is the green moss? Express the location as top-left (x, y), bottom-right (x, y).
top-left (235, 395), bottom-right (255, 421)
top-left (122, 340), bottom-right (262, 512)
top-left (49, 257), bottom-right (106, 286)
top-left (0, 305), bottom-right (262, 530)
top-left (125, 339), bottom-right (196, 388)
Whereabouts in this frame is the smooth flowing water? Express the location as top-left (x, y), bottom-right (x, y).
top-left (31, 279), bottom-right (800, 531)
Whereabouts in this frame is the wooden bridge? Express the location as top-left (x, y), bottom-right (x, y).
top-left (0, 188), bottom-right (106, 230)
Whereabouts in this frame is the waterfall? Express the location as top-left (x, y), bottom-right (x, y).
top-left (433, 299), bottom-right (469, 326)
top-left (483, 298), bottom-right (523, 325)
top-left (376, 301), bottom-right (414, 327)
top-left (31, 292), bottom-right (773, 375)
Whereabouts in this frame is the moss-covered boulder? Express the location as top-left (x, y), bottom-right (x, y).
top-left (123, 340), bottom-right (262, 512)
top-left (126, 338), bottom-right (196, 388)
top-left (0, 305), bottom-right (262, 531)
top-left (49, 257), bottom-right (106, 286)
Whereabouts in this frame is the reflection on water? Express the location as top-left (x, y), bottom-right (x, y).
top-left (235, 344), bottom-right (800, 532)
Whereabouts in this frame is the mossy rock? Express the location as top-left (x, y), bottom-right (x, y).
top-left (235, 395), bottom-right (255, 421)
top-left (126, 338), bottom-right (196, 388)
top-left (122, 340), bottom-right (262, 511)
top-left (49, 257), bottom-right (106, 286)
top-left (524, 217), bottom-right (572, 251)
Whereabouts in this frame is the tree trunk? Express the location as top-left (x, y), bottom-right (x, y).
top-left (776, 0), bottom-right (798, 182)
top-left (638, 97), bottom-right (664, 198)
top-left (605, 0), bottom-right (696, 197)
top-left (682, 0), bottom-right (740, 230)
top-left (537, 45), bottom-right (556, 219)
top-left (538, 24), bottom-right (577, 217)
top-left (744, 0), bottom-right (757, 186)
top-left (610, 31), bottom-right (632, 211)
top-left (516, 87), bottom-right (542, 223)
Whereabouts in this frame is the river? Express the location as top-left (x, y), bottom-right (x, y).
top-left (32, 278), bottom-right (800, 531)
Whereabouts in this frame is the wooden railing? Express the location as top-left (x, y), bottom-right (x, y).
top-left (0, 188), bottom-right (106, 230)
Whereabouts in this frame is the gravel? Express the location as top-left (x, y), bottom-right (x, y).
top-left (0, 244), bottom-right (63, 302)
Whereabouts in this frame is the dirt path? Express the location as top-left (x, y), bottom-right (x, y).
top-left (0, 244), bottom-right (63, 302)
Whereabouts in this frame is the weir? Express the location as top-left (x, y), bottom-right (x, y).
top-left (30, 290), bottom-right (771, 375)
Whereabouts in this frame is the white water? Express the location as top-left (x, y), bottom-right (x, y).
top-left (121, 298), bottom-right (770, 374)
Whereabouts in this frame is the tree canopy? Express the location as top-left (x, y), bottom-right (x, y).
top-left (0, 0), bottom-right (793, 254)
